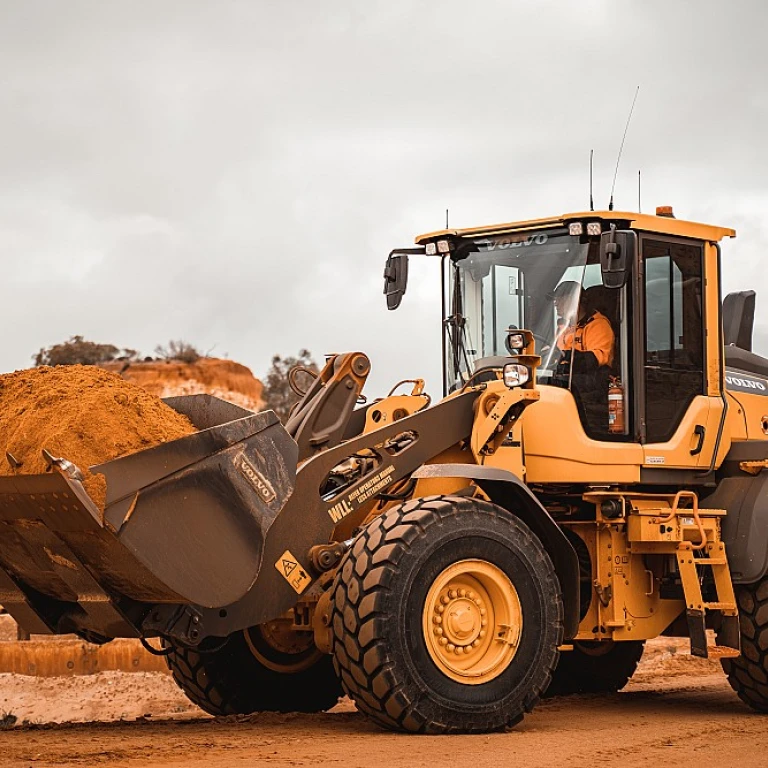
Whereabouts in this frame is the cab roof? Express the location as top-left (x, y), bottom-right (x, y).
top-left (414, 210), bottom-right (736, 245)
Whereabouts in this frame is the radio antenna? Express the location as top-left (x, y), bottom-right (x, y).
top-left (589, 149), bottom-right (594, 211)
top-left (608, 85), bottom-right (640, 211)
top-left (638, 170), bottom-right (642, 213)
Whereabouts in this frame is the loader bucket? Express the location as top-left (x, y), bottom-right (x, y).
top-left (0, 395), bottom-right (298, 638)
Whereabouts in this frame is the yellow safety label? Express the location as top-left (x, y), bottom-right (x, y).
top-left (275, 549), bottom-right (312, 594)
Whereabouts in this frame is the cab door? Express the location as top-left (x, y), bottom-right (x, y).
top-left (640, 237), bottom-right (724, 469)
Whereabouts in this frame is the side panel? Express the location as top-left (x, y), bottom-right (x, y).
top-left (726, 374), bottom-right (768, 440)
top-left (642, 395), bottom-right (724, 469)
top-left (522, 386), bottom-right (643, 484)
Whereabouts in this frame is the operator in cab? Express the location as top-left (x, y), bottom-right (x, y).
top-left (549, 281), bottom-right (615, 436)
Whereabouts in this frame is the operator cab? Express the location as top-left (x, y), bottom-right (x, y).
top-left (439, 226), bottom-right (628, 439)
top-left (385, 208), bottom-right (737, 467)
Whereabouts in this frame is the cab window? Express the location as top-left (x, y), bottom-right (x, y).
top-left (643, 240), bottom-right (705, 443)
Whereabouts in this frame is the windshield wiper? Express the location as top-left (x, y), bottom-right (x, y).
top-left (445, 266), bottom-right (474, 382)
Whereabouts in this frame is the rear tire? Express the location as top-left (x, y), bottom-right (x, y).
top-left (546, 639), bottom-right (644, 696)
top-left (330, 495), bottom-right (563, 734)
top-left (164, 622), bottom-right (342, 716)
top-left (722, 578), bottom-right (768, 711)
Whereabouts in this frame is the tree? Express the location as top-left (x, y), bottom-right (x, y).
top-left (34, 336), bottom-right (136, 367)
top-left (154, 340), bottom-right (201, 364)
top-left (261, 349), bottom-right (319, 423)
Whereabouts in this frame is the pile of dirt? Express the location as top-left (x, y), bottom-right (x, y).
top-left (0, 366), bottom-right (196, 509)
top-left (101, 358), bottom-right (263, 412)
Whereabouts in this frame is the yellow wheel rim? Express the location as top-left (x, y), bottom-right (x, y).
top-left (422, 559), bottom-right (523, 685)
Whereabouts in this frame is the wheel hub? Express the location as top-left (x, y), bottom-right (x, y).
top-left (423, 559), bottom-right (523, 684)
top-left (435, 589), bottom-right (487, 650)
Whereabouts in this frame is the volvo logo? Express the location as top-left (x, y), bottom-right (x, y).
top-left (236, 453), bottom-right (276, 503)
top-left (725, 371), bottom-right (768, 395)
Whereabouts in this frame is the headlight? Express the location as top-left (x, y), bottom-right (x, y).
top-left (568, 222), bottom-right (583, 236)
top-left (503, 363), bottom-right (530, 388)
top-left (437, 239), bottom-right (452, 253)
top-left (425, 242), bottom-right (437, 255)
top-left (507, 332), bottom-right (525, 350)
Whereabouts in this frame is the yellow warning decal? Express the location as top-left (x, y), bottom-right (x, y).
top-left (275, 549), bottom-right (312, 594)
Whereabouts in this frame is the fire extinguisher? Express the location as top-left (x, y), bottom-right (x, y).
top-left (608, 377), bottom-right (625, 434)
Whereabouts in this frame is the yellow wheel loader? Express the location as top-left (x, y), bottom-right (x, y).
top-left (2, 206), bottom-right (767, 732)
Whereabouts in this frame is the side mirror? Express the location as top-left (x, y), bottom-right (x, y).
top-left (599, 228), bottom-right (636, 289)
top-left (383, 251), bottom-right (409, 310)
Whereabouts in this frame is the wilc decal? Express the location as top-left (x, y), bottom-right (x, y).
top-left (327, 466), bottom-right (396, 523)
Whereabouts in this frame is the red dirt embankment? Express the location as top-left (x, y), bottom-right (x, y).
top-left (0, 366), bottom-right (195, 509)
top-left (102, 358), bottom-right (263, 412)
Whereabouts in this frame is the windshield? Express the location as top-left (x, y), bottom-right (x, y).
top-left (443, 229), bottom-right (600, 391)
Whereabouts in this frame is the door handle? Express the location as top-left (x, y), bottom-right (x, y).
top-left (690, 425), bottom-right (706, 456)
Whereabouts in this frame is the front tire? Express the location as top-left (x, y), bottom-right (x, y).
top-left (330, 495), bottom-right (563, 733)
top-left (165, 621), bottom-right (342, 716)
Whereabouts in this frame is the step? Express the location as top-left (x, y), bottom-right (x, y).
top-left (706, 645), bottom-right (741, 660)
top-left (701, 601), bottom-right (737, 611)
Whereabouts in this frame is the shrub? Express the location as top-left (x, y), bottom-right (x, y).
top-left (154, 340), bottom-right (201, 364)
top-left (34, 336), bottom-right (135, 367)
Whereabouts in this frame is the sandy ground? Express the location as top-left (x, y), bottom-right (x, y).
top-left (0, 638), bottom-right (765, 768)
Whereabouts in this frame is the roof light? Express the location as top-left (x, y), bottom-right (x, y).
top-left (506, 332), bottom-right (525, 351)
top-left (656, 205), bottom-right (675, 218)
top-left (568, 222), bottom-right (583, 236)
top-left (586, 222), bottom-right (602, 236)
top-left (425, 242), bottom-right (437, 255)
top-left (437, 239), bottom-right (452, 253)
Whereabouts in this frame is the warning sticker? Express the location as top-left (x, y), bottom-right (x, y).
top-left (275, 550), bottom-right (312, 594)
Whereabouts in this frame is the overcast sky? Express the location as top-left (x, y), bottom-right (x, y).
top-left (1, 1), bottom-right (766, 396)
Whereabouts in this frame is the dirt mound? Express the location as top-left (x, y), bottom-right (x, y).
top-left (102, 358), bottom-right (263, 412)
top-left (0, 366), bottom-right (196, 509)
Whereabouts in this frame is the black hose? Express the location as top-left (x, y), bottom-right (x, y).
top-left (142, 634), bottom-right (232, 656)
top-left (140, 637), bottom-right (174, 656)
top-left (377, 477), bottom-right (417, 502)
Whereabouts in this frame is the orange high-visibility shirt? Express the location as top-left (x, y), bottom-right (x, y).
top-left (557, 310), bottom-right (615, 368)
